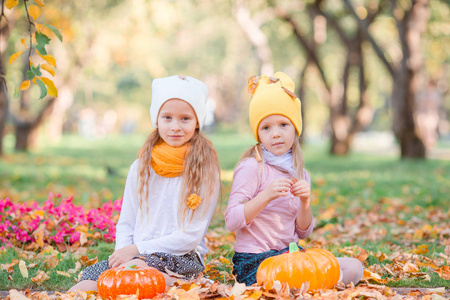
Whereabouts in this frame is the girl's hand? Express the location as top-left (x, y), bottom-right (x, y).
top-left (108, 244), bottom-right (140, 268)
top-left (264, 178), bottom-right (293, 201)
top-left (291, 179), bottom-right (311, 203)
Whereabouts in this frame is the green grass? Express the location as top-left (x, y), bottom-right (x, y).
top-left (0, 242), bottom-right (114, 291)
top-left (1, 133), bottom-right (449, 291)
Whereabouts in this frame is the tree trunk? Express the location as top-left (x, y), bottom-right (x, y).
top-left (329, 29), bottom-right (373, 155)
top-left (0, 4), bottom-right (13, 157)
top-left (391, 0), bottom-right (428, 158)
top-left (14, 122), bottom-right (35, 151)
top-left (298, 60), bottom-right (310, 144)
top-left (12, 98), bottom-right (56, 151)
top-left (344, 0), bottom-right (428, 158)
top-left (0, 58), bottom-right (7, 156)
top-left (392, 70), bottom-right (426, 158)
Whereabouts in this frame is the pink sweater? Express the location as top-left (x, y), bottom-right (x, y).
top-left (225, 158), bottom-right (314, 253)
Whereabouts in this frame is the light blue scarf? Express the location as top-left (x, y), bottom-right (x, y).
top-left (261, 145), bottom-right (296, 177)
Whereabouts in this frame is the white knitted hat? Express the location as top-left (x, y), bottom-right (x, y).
top-left (150, 75), bottom-right (209, 130)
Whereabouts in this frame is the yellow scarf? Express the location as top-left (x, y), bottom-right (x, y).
top-left (150, 141), bottom-right (189, 177)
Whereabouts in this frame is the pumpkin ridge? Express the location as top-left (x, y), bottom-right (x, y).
top-left (97, 266), bottom-right (165, 299)
top-left (256, 247), bottom-right (340, 291)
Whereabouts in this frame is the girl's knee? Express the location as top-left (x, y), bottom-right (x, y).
top-left (346, 258), bottom-right (364, 284)
top-left (337, 257), bottom-right (364, 285)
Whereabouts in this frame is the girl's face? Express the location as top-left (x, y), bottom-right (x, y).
top-left (157, 99), bottom-right (198, 147)
top-left (258, 114), bottom-right (296, 156)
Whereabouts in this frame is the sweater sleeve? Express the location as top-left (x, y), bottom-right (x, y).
top-left (135, 182), bottom-right (220, 256)
top-left (115, 160), bottom-right (140, 250)
top-left (225, 158), bottom-right (260, 232)
top-left (295, 169), bottom-right (314, 238)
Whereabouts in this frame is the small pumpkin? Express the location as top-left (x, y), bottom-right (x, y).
top-left (97, 265), bottom-right (165, 299)
top-left (256, 243), bottom-right (340, 291)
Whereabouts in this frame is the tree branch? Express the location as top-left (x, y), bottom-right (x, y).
top-left (9, 98), bottom-right (55, 128)
top-left (272, 4), bottom-right (331, 93)
top-left (311, 0), bottom-right (351, 46)
top-left (23, 0), bottom-right (34, 61)
top-left (343, 0), bottom-right (396, 77)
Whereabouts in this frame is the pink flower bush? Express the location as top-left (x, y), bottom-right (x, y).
top-left (0, 193), bottom-right (122, 250)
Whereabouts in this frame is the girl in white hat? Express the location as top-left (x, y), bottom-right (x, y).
top-left (70, 75), bottom-right (221, 291)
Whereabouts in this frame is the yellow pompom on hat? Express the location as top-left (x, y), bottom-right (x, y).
top-left (248, 71), bottom-right (302, 141)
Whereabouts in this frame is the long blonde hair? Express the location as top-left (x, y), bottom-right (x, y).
top-left (137, 130), bottom-right (221, 224)
top-left (238, 134), bottom-right (304, 180)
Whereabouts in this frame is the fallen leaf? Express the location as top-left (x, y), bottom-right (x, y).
top-left (165, 267), bottom-right (185, 278)
top-left (403, 262), bottom-right (420, 273)
top-left (57, 270), bottom-right (71, 277)
top-left (68, 261), bottom-right (82, 274)
top-left (80, 255), bottom-right (98, 266)
top-left (44, 255), bottom-right (59, 269)
top-left (209, 281), bottom-right (219, 293)
top-left (79, 232), bottom-right (88, 246)
top-left (1, 262), bottom-right (16, 273)
top-left (33, 223), bottom-right (46, 248)
top-left (277, 282), bottom-right (290, 298)
top-left (356, 249), bottom-right (369, 262)
top-left (248, 290), bottom-right (262, 299)
top-left (31, 270), bottom-right (50, 285)
top-left (434, 266), bottom-right (450, 280)
top-left (412, 244), bottom-right (429, 254)
top-left (8, 289), bottom-right (28, 300)
top-left (19, 260), bottom-right (28, 278)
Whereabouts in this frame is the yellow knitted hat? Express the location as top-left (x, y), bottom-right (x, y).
top-left (248, 72), bottom-right (302, 141)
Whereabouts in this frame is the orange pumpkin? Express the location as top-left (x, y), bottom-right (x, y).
top-left (256, 243), bottom-right (340, 291)
top-left (97, 265), bottom-right (165, 299)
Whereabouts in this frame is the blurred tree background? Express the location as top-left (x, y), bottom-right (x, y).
top-left (1, 0), bottom-right (449, 158)
top-left (1, 2), bottom-right (450, 293)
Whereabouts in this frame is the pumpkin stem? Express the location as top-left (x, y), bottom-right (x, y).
top-left (289, 243), bottom-right (299, 253)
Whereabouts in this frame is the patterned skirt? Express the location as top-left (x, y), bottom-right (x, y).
top-left (80, 250), bottom-right (204, 281)
top-left (232, 245), bottom-right (304, 286)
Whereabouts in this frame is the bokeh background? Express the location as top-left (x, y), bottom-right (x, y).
top-left (1, 0), bottom-right (449, 203)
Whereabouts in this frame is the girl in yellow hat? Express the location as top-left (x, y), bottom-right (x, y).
top-left (70, 75), bottom-right (221, 292)
top-left (225, 72), bottom-right (363, 287)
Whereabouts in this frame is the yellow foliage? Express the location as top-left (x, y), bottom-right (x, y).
top-left (41, 64), bottom-right (55, 76)
top-left (38, 53), bottom-right (56, 68)
top-left (35, 23), bottom-right (43, 33)
top-left (20, 80), bottom-right (31, 91)
top-left (41, 77), bottom-right (58, 97)
top-left (21, 38), bottom-right (27, 47)
top-left (36, 23), bottom-right (53, 37)
top-left (34, 0), bottom-right (45, 7)
top-left (5, 0), bottom-right (18, 9)
top-left (9, 51), bottom-right (24, 64)
top-left (28, 4), bottom-right (41, 21)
